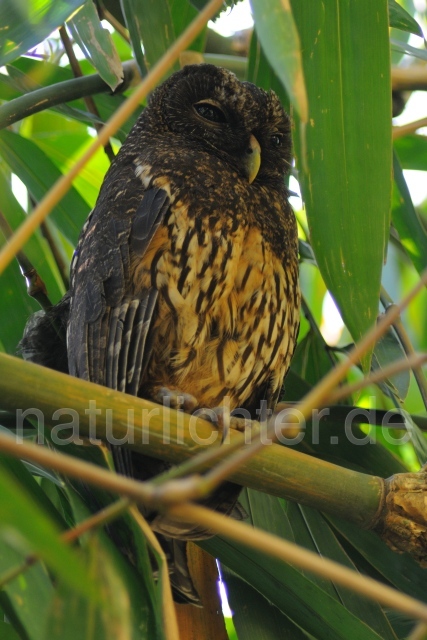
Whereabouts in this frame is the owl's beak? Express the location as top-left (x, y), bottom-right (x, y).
top-left (245, 134), bottom-right (261, 184)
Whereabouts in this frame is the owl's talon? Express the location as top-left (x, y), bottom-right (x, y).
top-left (197, 406), bottom-right (258, 443)
top-left (154, 386), bottom-right (199, 413)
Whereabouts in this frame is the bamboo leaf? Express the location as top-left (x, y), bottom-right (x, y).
top-left (0, 458), bottom-right (95, 600)
top-left (328, 515), bottom-right (427, 603)
top-left (121, 0), bottom-right (177, 75)
top-left (0, 0), bottom-right (84, 67)
top-left (291, 0), bottom-right (392, 370)
top-left (394, 135), bottom-right (427, 171)
top-left (388, 0), bottom-right (424, 38)
top-left (45, 539), bottom-right (133, 640)
top-left (66, 0), bottom-right (123, 91)
top-left (250, 0), bottom-right (307, 121)
top-left (372, 326), bottom-right (410, 402)
top-left (0, 541), bottom-right (53, 640)
top-left (298, 504), bottom-right (397, 639)
top-left (203, 491), bottom-right (386, 640)
top-left (223, 569), bottom-right (308, 639)
top-left (390, 39), bottom-right (427, 61)
top-left (0, 129), bottom-right (90, 245)
top-left (62, 486), bottom-right (160, 639)
top-left (247, 30), bottom-right (290, 112)
top-left (0, 618), bottom-right (21, 640)
top-left (392, 152), bottom-right (427, 275)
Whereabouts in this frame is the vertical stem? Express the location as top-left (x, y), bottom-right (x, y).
top-left (59, 26), bottom-right (116, 163)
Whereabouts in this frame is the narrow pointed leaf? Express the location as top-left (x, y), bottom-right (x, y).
top-left (67, 1), bottom-right (123, 91)
top-left (392, 152), bottom-right (427, 275)
top-left (0, 129), bottom-right (90, 245)
top-left (121, 0), bottom-right (176, 75)
top-left (0, 0), bottom-right (84, 67)
top-left (388, 0), bottom-right (424, 38)
top-left (250, 0), bottom-right (307, 121)
top-left (0, 459), bottom-right (94, 599)
top-left (291, 0), bottom-right (392, 369)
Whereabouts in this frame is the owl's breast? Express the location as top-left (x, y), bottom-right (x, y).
top-left (131, 192), bottom-right (300, 412)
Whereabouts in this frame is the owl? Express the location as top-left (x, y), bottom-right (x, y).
top-left (21, 64), bottom-right (300, 604)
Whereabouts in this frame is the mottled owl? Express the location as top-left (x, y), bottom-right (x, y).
top-left (21, 63), bottom-right (300, 604)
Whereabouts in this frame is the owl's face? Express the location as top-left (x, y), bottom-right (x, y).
top-left (149, 64), bottom-right (292, 186)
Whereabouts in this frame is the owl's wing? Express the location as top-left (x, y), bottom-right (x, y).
top-left (68, 185), bottom-right (169, 396)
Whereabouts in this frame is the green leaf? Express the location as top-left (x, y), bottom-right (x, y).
top-left (61, 483), bottom-right (160, 639)
top-left (66, 1), bottom-right (124, 91)
top-left (0, 457), bottom-right (95, 600)
top-left (121, 0), bottom-right (177, 75)
top-left (170, 0), bottom-right (206, 52)
top-left (0, 543), bottom-right (53, 640)
top-left (388, 0), bottom-right (424, 38)
top-left (291, 329), bottom-right (334, 387)
top-left (394, 135), bottom-right (427, 171)
top-left (0, 129), bottom-right (90, 245)
top-left (298, 505), bottom-right (397, 639)
top-left (223, 569), bottom-right (309, 639)
top-left (392, 152), bottom-right (427, 275)
top-left (45, 538), bottom-right (133, 640)
top-left (291, 0), bottom-right (392, 370)
top-left (250, 0), bottom-right (307, 121)
top-left (328, 515), bottom-right (427, 603)
top-left (0, 0), bottom-right (84, 67)
top-left (203, 490), bottom-right (386, 640)
top-left (372, 326), bottom-right (410, 402)
top-left (247, 30), bottom-right (290, 113)
top-left (0, 618), bottom-right (21, 640)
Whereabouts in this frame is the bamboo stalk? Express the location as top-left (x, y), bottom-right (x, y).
top-left (0, 353), bottom-right (383, 528)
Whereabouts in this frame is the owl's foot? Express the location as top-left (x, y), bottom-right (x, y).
top-left (197, 406), bottom-right (258, 443)
top-left (152, 386), bottom-right (199, 412)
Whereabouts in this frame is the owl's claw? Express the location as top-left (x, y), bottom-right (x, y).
top-left (153, 386), bottom-right (199, 413)
top-left (197, 406), bottom-right (256, 443)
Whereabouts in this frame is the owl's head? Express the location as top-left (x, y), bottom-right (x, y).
top-left (146, 64), bottom-right (292, 186)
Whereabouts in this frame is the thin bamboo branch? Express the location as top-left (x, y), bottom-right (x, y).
top-left (381, 288), bottom-right (427, 411)
top-left (59, 26), bottom-right (115, 163)
top-left (0, 60), bottom-right (138, 130)
top-left (170, 503), bottom-right (427, 624)
top-left (393, 117), bottom-right (427, 140)
top-left (328, 352), bottom-right (427, 405)
top-left (0, 0), bottom-right (225, 277)
top-left (0, 211), bottom-right (52, 310)
top-left (392, 65), bottom-right (427, 91)
top-left (129, 507), bottom-right (180, 640)
top-left (39, 220), bottom-right (70, 290)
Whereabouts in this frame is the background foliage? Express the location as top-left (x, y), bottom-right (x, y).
top-left (1, 0), bottom-right (427, 638)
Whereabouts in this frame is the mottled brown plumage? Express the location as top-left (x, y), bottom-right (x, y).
top-left (21, 64), bottom-right (300, 604)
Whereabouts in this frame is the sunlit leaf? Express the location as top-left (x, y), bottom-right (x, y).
top-left (291, 0), bottom-right (392, 370)
top-left (250, 0), bottom-right (307, 121)
top-left (388, 0), bottom-right (424, 38)
top-left (67, 0), bottom-right (123, 91)
top-left (0, 0), bottom-right (84, 67)
top-left (121, 0), bottom-right (176, 75)
top-left (392, 152), bottom-right (427, 275)
top-left (0, 129), bottom-right (90, 245)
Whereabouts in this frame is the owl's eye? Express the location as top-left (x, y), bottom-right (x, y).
top-left (194, 101), bottom-right (227, 124)
top-left (271, 134), bottom-right (283, 147)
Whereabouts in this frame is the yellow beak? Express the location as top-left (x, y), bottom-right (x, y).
top-left (245, 134), bottom-right (261, 184)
